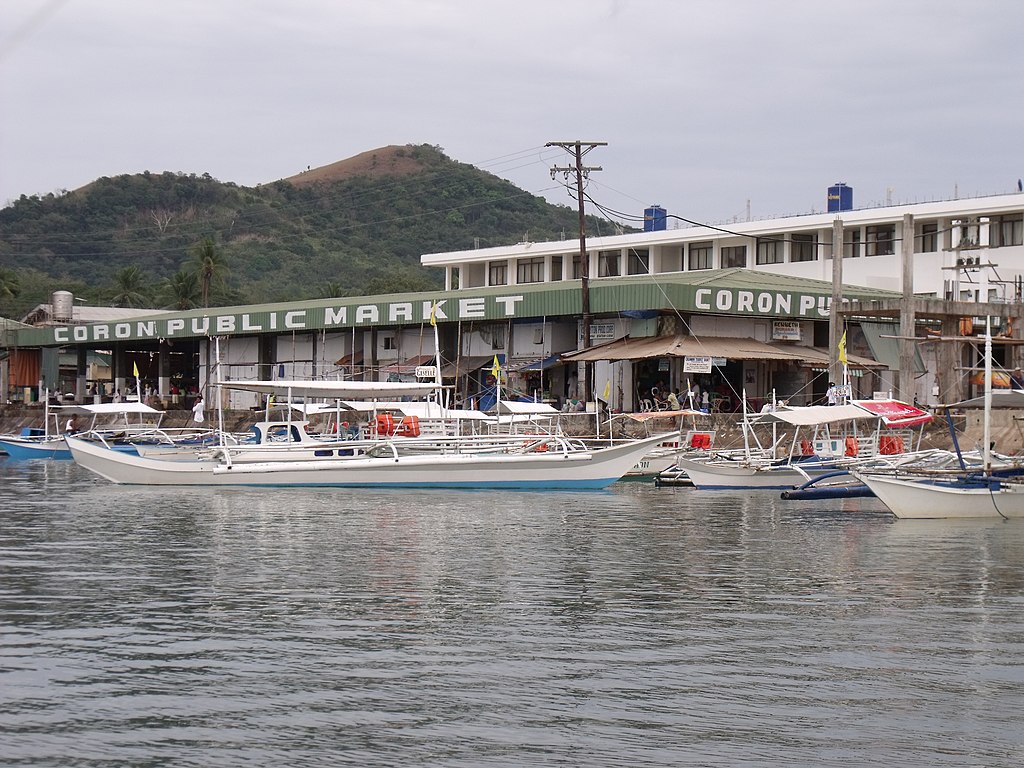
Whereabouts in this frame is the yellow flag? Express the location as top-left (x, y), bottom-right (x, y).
top-left (838, 330), bottom-right (848, 365)
top-left (133, 361), bottom-right (139, 377)
top-left (491, 354), bottom-right (500, 380)
top-left (429, 301), bottom-right (437, 327)
top-left (603, 380), bottom-right (611, 400)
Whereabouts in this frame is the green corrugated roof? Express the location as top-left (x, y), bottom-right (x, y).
top-left (7, 269), bottom-right (901, 348)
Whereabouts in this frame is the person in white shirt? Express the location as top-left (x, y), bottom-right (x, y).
top-left (191, 394), bottom-right (205, 424)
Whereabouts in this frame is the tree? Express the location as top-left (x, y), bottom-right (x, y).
top-left (109, 265), bottom-right (152, 308)
top-left (0, 266), bottom-right (20, 301)
top-left (0, 266), bottom-right (20, 317)
top-left (321, 280), bottom-right (344, 298)
top-left (190, 237), bottom-right (229, 308)
top-left (161, 270), bottom-right (200, 310)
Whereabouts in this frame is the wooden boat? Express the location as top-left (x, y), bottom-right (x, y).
top-left (853, 326), bottom-right (1024, 519)
top-left (65, 430), bottom-right (676, 489)
top-left (677, 399), bottom-right (933, 490)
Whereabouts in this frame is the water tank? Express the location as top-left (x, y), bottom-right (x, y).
top-left (827, 183), bottom-right (853, 212)
top-left (644, 205), bottom-right (667, 232)
top-left (51, 291), bottom-right (74, 322)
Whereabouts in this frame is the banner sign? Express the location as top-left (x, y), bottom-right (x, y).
top-left (683, 356), bottom-right (713, 373)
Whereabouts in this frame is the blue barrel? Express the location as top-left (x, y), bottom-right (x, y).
top-left (644, 205), bottom-right (667, 232)
top-left (827, 183), bottom-right (853, 212)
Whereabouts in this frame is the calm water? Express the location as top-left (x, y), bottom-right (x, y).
top-left (1, 460), bottom-right (1023, 767)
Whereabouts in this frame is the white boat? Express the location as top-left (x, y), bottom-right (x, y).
top-left (677, 399), bottom-right (933, 490)
top-left (853, 326), bottom-right (1024, 519)
top-left (65, 430), bottom-right (676, 489)
top-left (0, 402), bottom-right (165, 460)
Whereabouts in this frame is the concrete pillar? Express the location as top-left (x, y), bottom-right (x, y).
top-left (937, 315), bottom-right (962, 404)
top-left (898, 214), bottom-right (916, 402)
top-left (829, 218), bottom-right (843, 384)
top-left (158, 345), bottom-right (170, 398)
top-left (76, 347), bottom-right (88, 403)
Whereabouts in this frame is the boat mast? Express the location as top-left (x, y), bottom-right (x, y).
top-left (983, 317), bottom-right (992, 474)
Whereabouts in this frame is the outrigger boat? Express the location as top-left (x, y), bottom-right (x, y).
top-left (67, 377), bottom-right (676, 488)
top-left (0, 401), bottom-right (167, 460)
top-left (66, 429), bottom-right (675, 489)
top-left (675, 399), bottom-right (933, 490)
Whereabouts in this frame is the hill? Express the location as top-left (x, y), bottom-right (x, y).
top-left (0, 144), bottom-right (628, 318)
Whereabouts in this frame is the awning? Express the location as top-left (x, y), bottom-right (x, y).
top-left (335, 351), bottom-right (364, 366)
top-left (947, 390), bottom-right (1024, 409)
top-left (510, 355), bottom-right (563, 372)
top-left (561, 334), bottom-right (809, 362)
top-left (861, 322), bottom-right (925, 373)
top-left (776, 345), bottom-right (882, 370)
top-left (439, 355), bottom-right (496, 379)
top-left (378, 354), bottom-right (436, 376)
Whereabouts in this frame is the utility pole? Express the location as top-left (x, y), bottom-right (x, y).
top-left (547, 140), bottom-right (605, 404)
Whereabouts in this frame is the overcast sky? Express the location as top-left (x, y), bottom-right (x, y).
top-left (2, 0), bottom-right (1022, 230)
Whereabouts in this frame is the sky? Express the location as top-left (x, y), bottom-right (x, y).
top-left (2, 0), bottom-right (1022, 230)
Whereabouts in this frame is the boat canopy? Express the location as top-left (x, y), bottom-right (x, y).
top-left (291, 401), bottom-right (493, 421)
top-left (220, 379), bottom-right (443, 399)
top-left (757, 400), bottom-right (932, 428)
top-left (50, 402), bottom-right (163, 416)
top-left (497, 400), bottom-right (561, 416)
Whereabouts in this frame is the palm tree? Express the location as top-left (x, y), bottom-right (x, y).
top-left (162, 270), bottom-right (200, 310)
top-left (321, 280), bottom-right (344, 298)
top-left (190, 238), bottom-right (229, 308)
top-left (109, 265), bottom-right (152, 308)
top-left (0, 267), bottom-right (20, 307)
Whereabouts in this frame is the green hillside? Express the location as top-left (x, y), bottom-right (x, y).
top-left (0, 144), bottom-right (628, 319)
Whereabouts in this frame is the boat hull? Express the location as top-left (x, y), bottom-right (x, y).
top-left (855, 472), bottom-right (1024, 519)
top-left (675, 456), bottom-right (839, 490)
top-left (66, 433), bottom-right (672, 489)
top-left (0, 437), bottom-right (72, 460)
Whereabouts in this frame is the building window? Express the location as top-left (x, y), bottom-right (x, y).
top-left (382, 334), bottom-right (397, 351)
top-left (720, 245), bottom-right (747, 268)
top-left (627, 249), bottom-right (650, 275)
top-left (516, 257), bottom-right (544, 284)
top-left (551, 256), bottom-right (563, 281)
top-left (791, 233), bottom-right (816, 262)
top-left (598, 250), bottom-right (620, 277)
top-left (688, 241), bottom-right (713, 270)
top-left (865, 225), bottom-right (895, 256)
top-left (488, 261), bottom-right (508, 286)
top-left (572, 254), bottom-right (584, 279)
top-left (756, 238), bottom-right (784, 265)
top-left (919, 222), bottom-right (939, 253)
top-left (845, 229), bottom-right (861, 258)
top-left (992, 215), bottom-right (1023, 247)
top-left (491, 325), bottom-right (505, 350)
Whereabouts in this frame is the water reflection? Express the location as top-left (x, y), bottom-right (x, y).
top-left (1, 461), bottom-right (1023, 766)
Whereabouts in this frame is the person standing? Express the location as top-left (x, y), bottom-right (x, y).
top-left (826, 382), bottom-right (839, 406)
top-left (191, 394), bottom-right (205, 424)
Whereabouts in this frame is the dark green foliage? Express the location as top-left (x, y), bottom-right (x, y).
top-left (0, 144), bottom-right (628, 318)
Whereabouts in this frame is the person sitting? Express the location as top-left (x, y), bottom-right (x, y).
top-left (667, 391), bottom-right (681, 410)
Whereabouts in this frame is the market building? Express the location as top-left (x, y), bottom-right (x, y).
top-left (3, 188), bottom-right (1023, 412)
